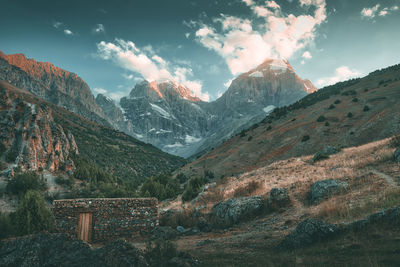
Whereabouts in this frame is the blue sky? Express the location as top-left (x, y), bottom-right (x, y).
top-left (1, 0), bottom-right (399, 102)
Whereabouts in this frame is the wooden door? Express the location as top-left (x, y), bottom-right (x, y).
top-left (77, 213), bottom-right (93, 242)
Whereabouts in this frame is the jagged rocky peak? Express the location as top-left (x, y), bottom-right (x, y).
top-left (0, 51), bottom-right (105, 120)
top-left (129, 79), bottom-right (201, 102)
top-left (219, 58), bottom-right (317, 111)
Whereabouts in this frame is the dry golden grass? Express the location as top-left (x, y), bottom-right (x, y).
top-left (163, 136), bottom-right (399, 227)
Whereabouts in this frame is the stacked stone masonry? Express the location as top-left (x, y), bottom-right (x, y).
top-left (53, 198), bottom-right (158, 242)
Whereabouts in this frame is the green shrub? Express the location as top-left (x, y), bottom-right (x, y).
top-left (14, 190), bottom-right (55, 235)
top-left (182, 176), bottom-right (205, 202)
top-left (145, 240), bottom-right (178, 267)
top-left (313, 152), bottom-right (330, 162)
top-left (140, 174), bottom-right (180, 201)
top-left (301, 135), bottom-right (310, 142)
top-left (0, 212), bottom-right (15, 239)
top-left (5, 150), bottom-right (17, 163)
top-left (266, 125), bottom-right (272, 131)
top-left (240, 131), bottom-right (246, 137)
top-left (247, 136), bottom-right (253, 141)
top-left (6, 171), bottom-right (47, 195)
top-left (317, 116), bottom-right (326, 122)
top-left (176, 173), bottom-right (188, 184)
top-left (352, 98), bottom-right (358, 102)
top-left (325, 121), bottom-right (330, 126)
top-left (328, 104), bottom-right (335, 109)
top-left (0, 143), bottom-right (6, 157)
top-left (334, 99), bottom-right (341, 104)
top-left (204, 170), bottom-right (215, 180)
top-left (363, 105), bottom-right (370, 112)
top-left (347, 112), bottom-right (353, 118)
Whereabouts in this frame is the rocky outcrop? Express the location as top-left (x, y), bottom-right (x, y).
top-left (307, 179), bottom-right (348, 205)
top-left (211, 196), bottom-right (264, 227)
top-left (312, 145), bottom-right (339, 162)
top-left (279, 219), bottom-right (339, 250)
top-left (267, 187), bottom-right (291, 211)
top-left (0, 83), bottom-right (78, 174)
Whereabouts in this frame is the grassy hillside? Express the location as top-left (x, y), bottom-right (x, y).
top-left (179, 63), bottom-right (400, 178)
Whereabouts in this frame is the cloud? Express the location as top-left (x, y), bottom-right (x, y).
top-left (122, 73), bottom-right (134, 80)
top-left (64, 29), bottom-right (73, 35)
top-left (53, 21), bottom-right (63, 29)
top-left (302, 51), bottom-right (312, 59)
top-left (93, 88), bottom-right (108, 94)
top-left (193, 0), bottom-right (327, 75)
top-left (93, 24), bottom-right (105, 34)
top-left (361, 4), bottom-right (398, 19)
top-left (316, 66), bottom-right (361, 87)
top-left (97, 39), bottom-right (209, 101)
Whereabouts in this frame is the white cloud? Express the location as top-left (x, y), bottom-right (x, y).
top-left (361, 4), bottom-right (398, 19)
top-left (193, 0), bottom-right (327, 75)
top-left (217, 91), bottom-right (223, 98)
top-left (64, 29), bottom-right (73, 35)
top-left (316, 66), bottom-right (361, 87)
top-left (97, 39), bottom-right (210, 101)
top-left (302, 51), bottom-right (312, 59)
top-left (122, 73), bottom-right (134, 80)
top-left (301, 60), bottom-right (305, 65)
top-left (93, 24), bottom-right (105, 34)
top-left (53, 21), bottom-right (62, 28)
top-left (93, 87), bottom-right (108, 94)
top-left (185, 32), bottom-right (190, 38)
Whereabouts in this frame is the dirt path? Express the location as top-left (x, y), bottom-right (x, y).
top-left (368, 168), bottom-right (398, 187)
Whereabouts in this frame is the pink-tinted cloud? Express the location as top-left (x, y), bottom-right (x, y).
top-left (97, 39), bottom-right (209, 101)
top-left (195, 0), bottom-right (327, 75)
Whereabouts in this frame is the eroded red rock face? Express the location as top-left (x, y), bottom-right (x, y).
top-left (0, 81), bottom-right (78, 173)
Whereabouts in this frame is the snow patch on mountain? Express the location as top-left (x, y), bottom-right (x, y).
top-left (249, 71), bottom-right (264, 78)
top-left (185, 135), bottom-right (202, 144)
top-left (263, 105), bottom-right (275, 113)
top-left (149, 103), bottom-right (173, 119)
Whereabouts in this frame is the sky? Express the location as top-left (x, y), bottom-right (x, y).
top-left (1, 0), bottom-right (399, 102)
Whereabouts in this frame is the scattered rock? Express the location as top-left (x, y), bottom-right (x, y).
top-left (312, 145), bottom-right (339, 162)
top-left (348, 206), bottom-right (400, 230)
top-left (267, 187), bottom-right (291, 211)
top-left (212, 196), bottom-right (264, 227)
top-left (308, 179), bottom-right (348, 205)
top-left (176, 226), bottom-right (185, 233)
top-left (394, 147), bottom-right (400, 162)
top-left (279, 219), bottom-right (339, 250)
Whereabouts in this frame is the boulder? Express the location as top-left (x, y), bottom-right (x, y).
top-left (176, 226), bottom-right (185, 233)
top-left (267, 188), bottom-right (291, 211)
top-left (312, 145), bottom-right (339, 162)
top-left (308, 179), bottom-right (348, 205)
top-left (279, 218), bottom-right (339, 250)
top-left (211, 196), bottom-right (264, 227)
top-left (394, 147), bottom-right (400, 162)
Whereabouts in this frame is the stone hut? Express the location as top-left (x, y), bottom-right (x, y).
top-left (53, 198), bottom-right (158, 243)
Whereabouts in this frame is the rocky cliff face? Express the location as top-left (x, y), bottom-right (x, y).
top-left (0, 51), bottom-right (108, 126)
top-left (0, 81), bottom-right (78, 175)
top-left (118, 59), bottom-right (316, 157)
